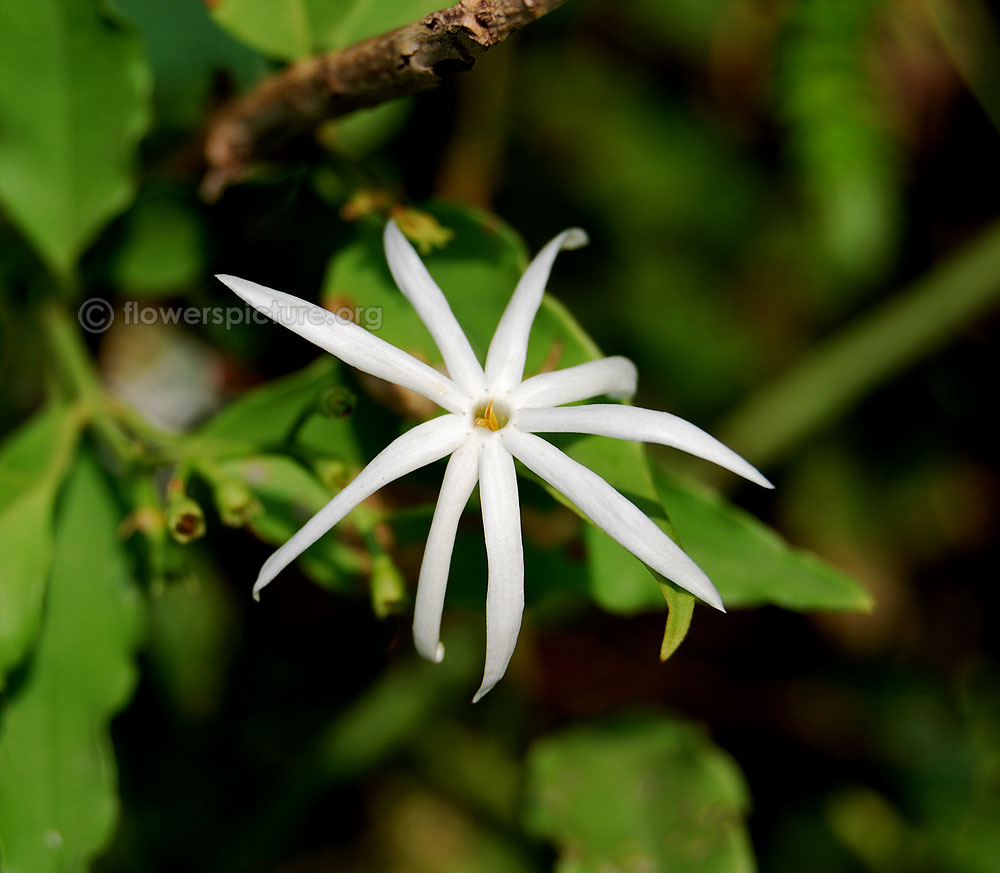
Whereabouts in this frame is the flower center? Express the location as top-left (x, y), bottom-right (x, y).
top-left (473, 398), bottom-right (509, 431)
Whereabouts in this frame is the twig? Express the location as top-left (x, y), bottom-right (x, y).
top-left (202, 0), bottom-right (568, 199)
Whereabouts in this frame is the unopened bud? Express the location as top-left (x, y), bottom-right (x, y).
top-left (319, 386), bottom-right (356, 419)
top-left (370, 553), bottom-right (406, 619)
top-left (313, 458), bottom-right (351, 492)
top-left (214, 478), bottom-right (260, 527)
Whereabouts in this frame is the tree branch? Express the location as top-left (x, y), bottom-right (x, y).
top-left (202, 0), bottom-right (567, 199)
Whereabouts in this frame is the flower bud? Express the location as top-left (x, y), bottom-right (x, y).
top-left (370, 553), bottom-right (406, 619)
top-left (213, 478), bottom-right (260, 527)
top-left (319, 386), bottom-right (356, 419)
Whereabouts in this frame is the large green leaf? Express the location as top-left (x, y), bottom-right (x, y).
top-left (211, 0), bottom-right (443, 61)
top-left (113, 0), bottom-right (265, 126)
top-left (525, 715), bottom-right (756, 873)
top-left (0, 453), bottom-right (143, 873)
top-left (655, 468), bottom-right (873, 612)
top-left (0, 0), bottom-right (151, 278)
top-left (0, 404), bottom-right (82, 688)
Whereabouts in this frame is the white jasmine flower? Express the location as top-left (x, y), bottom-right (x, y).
top-left (216, 221), bottom-right (772, 701)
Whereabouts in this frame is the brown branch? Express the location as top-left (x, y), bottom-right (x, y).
top-left (202, 0), bottom-right (567, 199)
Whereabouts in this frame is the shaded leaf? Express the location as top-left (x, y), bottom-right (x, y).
top-left (113, 0), bottom-right (265, 126)
top-left (0, 453), bottom-right (143, 873)
top-left (198, 356), bottom-right (344, 449)
top-left (110, 195), bottom-right (205, 296)
top-left (0, 0), bottom-right (151, 277)
top-left (525, 715), bottom-right (756, 873)
top-left (655, 469), bottom-right (873, 612)
top-left (0, 404), bottom-right (82, 688)
top-left (211, 0), bottom-right (442, 61)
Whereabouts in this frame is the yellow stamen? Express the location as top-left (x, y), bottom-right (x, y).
top-left (474, 399), bottom-right (500, 431)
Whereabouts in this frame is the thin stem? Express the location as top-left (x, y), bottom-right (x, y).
top-left (719, 218), bottom-right (1000, 468)
top-left (40, 303), bottom-right (138, 464)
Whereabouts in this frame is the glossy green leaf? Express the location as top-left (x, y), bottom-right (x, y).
top-left (525, 715), bottom-right (756, 873)
top-left (655, 469), bottom-right (873, 612)
top-left (0, 0), bottom-right (151, 277)
top-left (0, 453), bottom-right (143, 873)
top-left (0, 404), bottom-right (82, 688)
top-left (211, 0), bottom-right (442, 61)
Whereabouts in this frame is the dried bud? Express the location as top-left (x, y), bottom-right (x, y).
top-left (389, 206), bottom-right (454, 254)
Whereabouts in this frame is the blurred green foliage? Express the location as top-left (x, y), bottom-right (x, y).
top-left (1, 0), bottom-right (999, 871)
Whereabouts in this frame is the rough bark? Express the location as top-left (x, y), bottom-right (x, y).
top-left (202, 0), bottom-right (567, 198)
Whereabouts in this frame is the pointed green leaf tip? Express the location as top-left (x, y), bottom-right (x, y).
top-left (0, 453), bottom-right (143, 873)
top-left (0, 0), bottom-right (151, 277)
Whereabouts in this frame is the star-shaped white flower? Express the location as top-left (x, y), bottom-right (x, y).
top-left (217, 220), bottom-right (772, 701)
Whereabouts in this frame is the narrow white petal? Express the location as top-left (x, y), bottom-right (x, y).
top-left (473, 435), bottom-right (525, 702)
top-left (483, 228), bottom-right (588, 394)
top-left (412, 431), bottom-right (485, 662)
top-left (216, 274), bottom-right (468, 414)
top-left (501, 427), bottom-right (724, 611)
top-left (252, 415), bottom-right (470, 599)
top-left (383, 220), bottom-right (486, 394)
top-left (514, 405), bottom-right (773, 489)
top-left (511, 356), bottom-right (638, 407)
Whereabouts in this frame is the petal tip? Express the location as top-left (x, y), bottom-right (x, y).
top-left (563, 228), bottom-right (589, 250)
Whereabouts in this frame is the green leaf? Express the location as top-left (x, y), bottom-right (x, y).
top-left (0, 404), bottom-right (82, 688)
top-left (654, 469), bottom-right (873, 612)
top-left (525, 715), bottom-right (756, 873)
top-left (0, 452), bottom-right (143, 873)
top-left (109, 194), bottom-right (205, 296)
top-left (211, 0), bottom-right (442, 61)
top-left (659, 583), bottom-right (695, 661)
top-left (198, 356), bottom-right (344, 449)
top-left (112, 0), bottom-right (265, 126)
top-left (0, 0), bottom-right (151, 278)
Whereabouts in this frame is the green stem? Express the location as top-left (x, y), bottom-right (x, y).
top-left (719, 218), bottom-right (1000, 468)
top-left (40, 303), bottom-right (137, 464)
